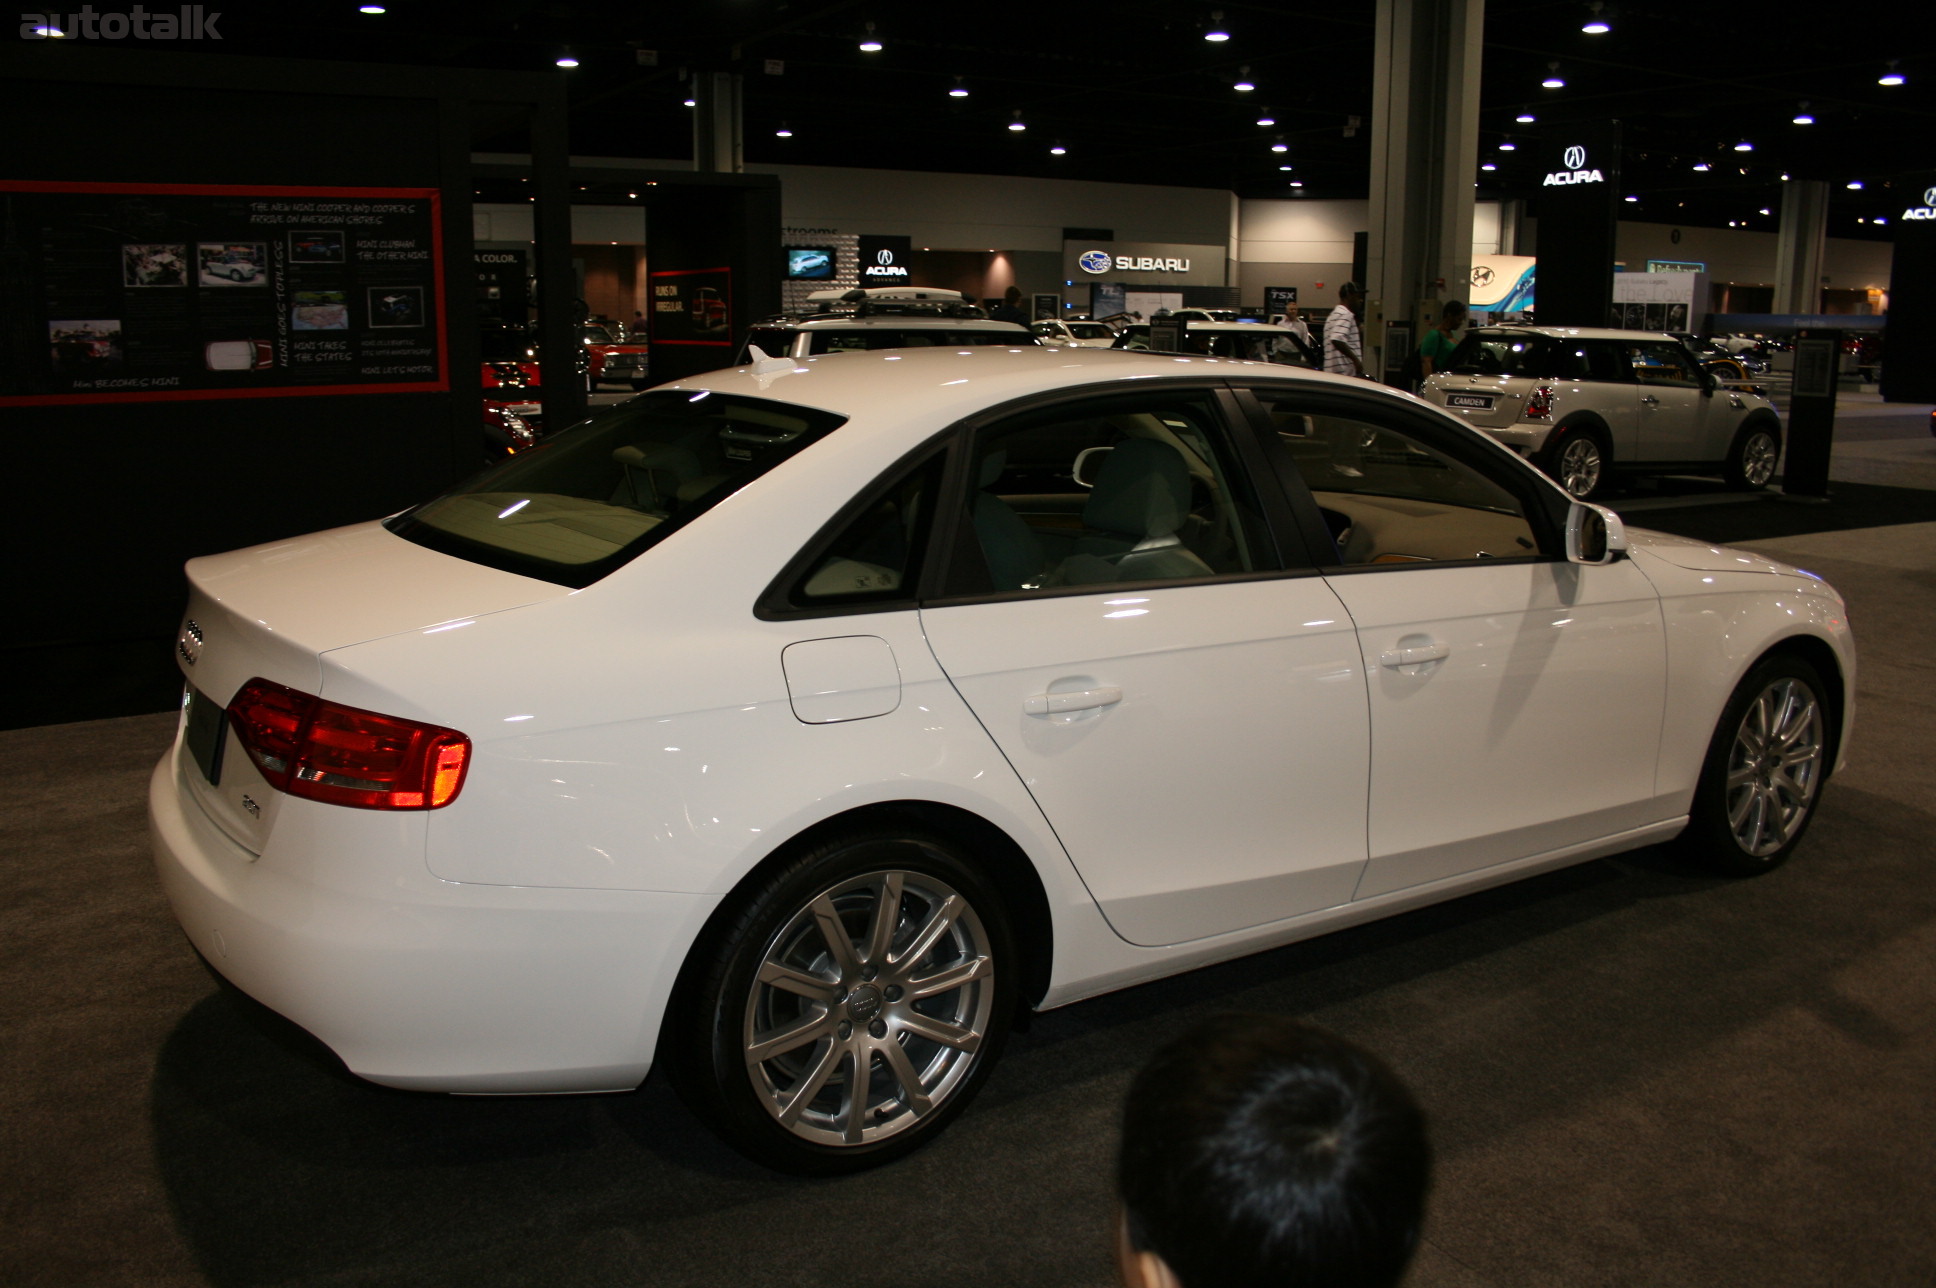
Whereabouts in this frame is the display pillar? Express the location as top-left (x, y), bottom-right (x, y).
top-left (1532, 123), bottom-right (1621, 326)
top-left (1881, 176), bottom-right (1936, 403)
top-left (1773, 180), bottom-right (1828, 316)
top-left (1365, 0), bottom-right (1482, 383)
top-left (1784, 333), bottom-right (1837, 498)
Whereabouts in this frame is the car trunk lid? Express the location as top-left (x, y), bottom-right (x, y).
top-left (172, 520), bottom-right (564, 853)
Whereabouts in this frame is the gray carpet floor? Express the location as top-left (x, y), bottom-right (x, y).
top-left (4, 518), bottom-right (1934, 1287)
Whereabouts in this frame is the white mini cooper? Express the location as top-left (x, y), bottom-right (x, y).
top-left (1419, 326), bottom-right (1784, 499)
top-left (152, 346), bottom-right (1851, 1173)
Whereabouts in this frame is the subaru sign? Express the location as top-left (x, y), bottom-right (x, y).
top-left (1077, 249), bottom-right (1113, 275)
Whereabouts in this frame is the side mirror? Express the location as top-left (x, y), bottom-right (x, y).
top-left (1566, 501), bottom-right (1628, 565)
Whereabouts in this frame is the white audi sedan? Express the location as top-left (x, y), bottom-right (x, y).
top-left (151, 346), bottom-right (1853, 1173)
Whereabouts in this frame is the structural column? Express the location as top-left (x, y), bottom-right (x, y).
top-left (1365, 0), bottom-right (1484, 382)
top-left (1773, 180), bottom-right (1828, 316)
top-left (693, 71), bottom-right (743, 174)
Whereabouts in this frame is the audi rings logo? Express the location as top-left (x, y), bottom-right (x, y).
top-left (1563, 145), bottom-right (1587, 170)
top-left (1470, 265), bottom-right (1495, 288)
top-left (876, 249), bottom-right (896, 266)
top-left (1078, 249), bottom-right (1113, 275)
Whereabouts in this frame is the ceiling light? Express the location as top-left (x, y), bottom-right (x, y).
top-left (1759, 208), bottom-right (1771, 215)
top-left (858, 21), bottom-right (882, 52)
top-left (1481, 163), bottom-right (1498, 172)
top-left (1542, 62), bottom-right (1565, 88)
top-left (1278, 165), bottom-right (1294, 172)
top-left (1270, 136), bottom-right (1288, 153)
top-left (1007, 110), bottom-right (1027, 132)
top-left (1255, 113), bottom-right (1276, 126)
top-left (1233, 67), bottom-right (1255, 92)
top-left (1204, 10), bottom-right (1230, 41)
top-left (1582, 2), bottom-right (1610, 33)
top-left (555, 50), bottom-right (579, 68)
top-left (948, 76), bottom-right (969, 98)
top-left (774, 122), bottom-right (794, 138)
top-left (1498, 139), bottom-right (1516, 151)
top-left (1289, 182), bottom-right (1304, 189)
top-left (1515, 112), bottom-right (1537, 123)
top-left (358, 4), bottom-right (385, 12)
top-left (1692, 161), bottom-right (1710, 171)
top-left (1878, 60), bottom-right (1904, 86)
top-left (1733, 140), bottom-right (1753, 152)
top-left (1875, 216), bottom-right (1888, 225)
top-left (1050, 142), bottom-right (1068, 155)
top-left (683, 97), bottom-right (696, 107)
top-left (1793, 102), bottom-right (1814, 125)
top-left (1847, 180), bottom-right (1864, 189)
top-left (28, 21), bottom-right (64, 33)
top-left (1624, 195), bottom-right (1638, 202)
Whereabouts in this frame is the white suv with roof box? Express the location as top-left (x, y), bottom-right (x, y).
top-left (740, 287), bottom-right (1038, 362)
top-left (1419, 326), bottom-right (1783, 499)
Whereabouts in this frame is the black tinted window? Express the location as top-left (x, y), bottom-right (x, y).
top-left (1445, 332), bottom-right (1559, 377)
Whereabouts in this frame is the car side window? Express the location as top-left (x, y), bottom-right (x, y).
top-left (1254, 392), bottom-right (1543, 566)
top-left (785, 451), bottom-right (947, 608)
top-left (1629, 341), bottom-right (1702, 387)
top-left (949, 390), bottom-right (1277, 595)
top-left (1584, 341), bottom-right (1630, 383)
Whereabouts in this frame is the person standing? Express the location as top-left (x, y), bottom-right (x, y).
top-left (1324, 282), bottom-right (1366, 378)
top-left (989, 285), bottom-right (1030, 324)
top-left (1416, 298), bottom-right (1468, 384)
top-left (1273, 306), bottom-right (1316, 365)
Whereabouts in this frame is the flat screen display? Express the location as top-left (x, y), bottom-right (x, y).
top-left (785, 247), bottom-right (837, 280)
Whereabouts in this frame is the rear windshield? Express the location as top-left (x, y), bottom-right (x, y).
top-left (386, 391), bottom-right (847, 588)
top-left (1444, 331), bottom-right (1562, 377)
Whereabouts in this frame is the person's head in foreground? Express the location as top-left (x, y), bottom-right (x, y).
top-left (1117, 1014), bottom-right (1432, 1288)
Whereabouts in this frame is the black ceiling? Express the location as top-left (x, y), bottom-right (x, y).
top-left (33, 1), bottom-right (1930, 241)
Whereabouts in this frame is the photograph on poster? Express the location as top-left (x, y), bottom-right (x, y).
top-left (48, 320), bottom-right (123, 371)
top-left (204, 339), bottom-right (274, 371)
top-left (292, 290), bottom-right (349, 330)
top-left (197, 242), bottom-right (267, 286)
top-left (289, 230), bottom-right (345, 263)
top-left (368, 287), bottom-right (424, 328)
top-left (1666, 302), bottom-right (1688, 330)
top-left (122, 244), bottom-right (186, 287)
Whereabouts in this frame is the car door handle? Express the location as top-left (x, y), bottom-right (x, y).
top-left (1640, 395), bottom-right (1660, 405)
top-left (1378, 643), bottom-right (1449, 668)
top-left (1024, 686), bottom-right (1122, 717)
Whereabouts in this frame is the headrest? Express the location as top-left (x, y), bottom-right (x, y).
top-left (1083, 439), bottom-right (1191, 541)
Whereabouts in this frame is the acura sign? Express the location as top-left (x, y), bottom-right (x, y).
top-left (1903, 186), bottom-right (1936, 221)
top-left (857, 234), bottom-right (913, 284)
top-left (1544, 143), bottom-right (1605, 187)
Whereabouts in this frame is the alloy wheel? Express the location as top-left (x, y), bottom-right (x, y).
top-left (742, 869), bottom-right (995, 1148)
top-left (1741, 431), bottom-right (1779, 487)
top-left (1724, 676), bottom-right (1825, 857)
top-left (1557, 435), bottom-right (1603, 498)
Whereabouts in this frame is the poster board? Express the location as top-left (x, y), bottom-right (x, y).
top-left (2, 180), bottom-right (447, 405)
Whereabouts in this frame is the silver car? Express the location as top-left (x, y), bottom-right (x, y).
top-left (1419, 326), bottom-right (1783, 499)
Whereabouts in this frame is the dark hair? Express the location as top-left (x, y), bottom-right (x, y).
top-left (1441, 299), bottom-right (1467, 320)
top-left (1339, 281), bottom-right (1362, 298)
top-left (1118, 1014), bottom-right (1430, 1288)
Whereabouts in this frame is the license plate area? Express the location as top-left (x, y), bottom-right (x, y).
top-left (1446, 393), bottom-right (1496, 410)
top-left (183, 684), bottom-right (227, 786)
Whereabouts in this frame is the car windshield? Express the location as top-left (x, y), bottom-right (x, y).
top-left (1068, 323), bottom-right (1115, 339)
top-left (1444, 332), bottom-right (1561, 377)
top-left (386, 391), bottom-right (847, 587)
top-left (582, 326), bottom-right (615, 344)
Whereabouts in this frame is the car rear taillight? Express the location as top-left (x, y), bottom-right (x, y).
top-left (227, 678), bottom-right (470, 810)
top-left (1522, 385), bottom-right (1554, 420)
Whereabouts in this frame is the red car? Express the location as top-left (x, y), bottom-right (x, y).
top-left (581, 324), bottom-right (651, 390)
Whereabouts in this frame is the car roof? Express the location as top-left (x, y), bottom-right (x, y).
top-left (1121, 321), bottom-right (1299, 334)
top-left (767, 316), bottom-right (1033, 333)
top-left (1469, 325), bottom-right (1688, 342)
top-left (663, 344), bottom-right (1403, 424)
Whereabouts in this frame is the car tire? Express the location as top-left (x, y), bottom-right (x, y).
top-left (1724, 422), bottom-right (1781, 490)
top-left (668, 827), bottom-right (1016, 1174)
top-left (1674, 653), bottom-right (1832, 877)
top-left (1544, 425), bottom-right (1610, 500)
